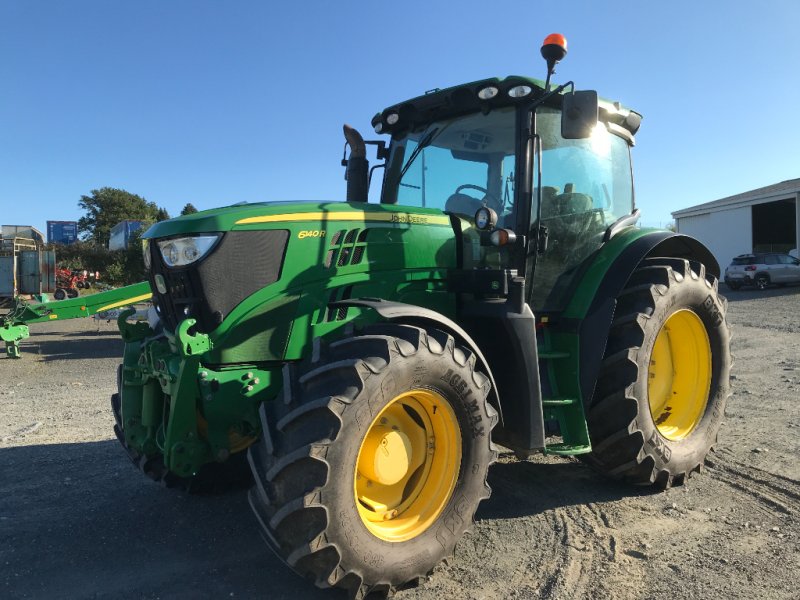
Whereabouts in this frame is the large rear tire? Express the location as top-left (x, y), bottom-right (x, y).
top-left (583, 258), bottom-right (731, 488)
top-left (248, 324), bottom-right (497, 599)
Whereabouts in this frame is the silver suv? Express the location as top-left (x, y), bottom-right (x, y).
top-left (724, 253), bottom-right (800, 290)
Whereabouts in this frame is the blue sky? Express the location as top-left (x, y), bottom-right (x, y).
top-left (2, 0), bottom-right (799, 236)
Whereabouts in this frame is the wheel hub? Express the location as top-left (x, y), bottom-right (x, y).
top-left (360, 428), bottom-right (412, 485)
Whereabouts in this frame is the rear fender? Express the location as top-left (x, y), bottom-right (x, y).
top-left (570, 231), bottom-right (719, 407)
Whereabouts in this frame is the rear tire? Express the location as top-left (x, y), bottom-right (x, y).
top-left (583, 258), bottom-right (731, 489)
top-left (248, 324), bottom-right (497, 599)
top-left (54, 289), bottom-right (66, 300)
top-left (756, 274), bottom-right (770, 290)
top-left (726, 281), bottom-right (741, 291)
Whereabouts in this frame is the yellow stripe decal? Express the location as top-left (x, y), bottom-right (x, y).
top-left (235, 211), bottom-right (451, 226)
top-left (95, 292), bottom-right (153, 313)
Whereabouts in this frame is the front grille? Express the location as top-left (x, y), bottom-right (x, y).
top-left (149, 230), bottom-right (289, 333)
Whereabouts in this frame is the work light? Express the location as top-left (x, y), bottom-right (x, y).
top-left (157, 235), bottom-right (220, 267)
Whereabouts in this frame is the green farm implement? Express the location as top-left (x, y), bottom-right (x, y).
top-left (0, 281), bottom-right (151, 357)
top-left (111, 34), bottom-right (730, 599)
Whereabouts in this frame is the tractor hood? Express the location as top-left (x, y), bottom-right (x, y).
top-left (143, 200), bottom-right (451, 239)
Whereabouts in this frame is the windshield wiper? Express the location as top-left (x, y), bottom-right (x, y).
top-left (398, 126), bottom-right (441, 180)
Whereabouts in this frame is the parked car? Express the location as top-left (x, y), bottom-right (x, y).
top-left (724, 253), bottom-right (800, 290)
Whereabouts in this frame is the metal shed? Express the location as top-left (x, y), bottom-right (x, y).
top-left (672, 178), bottom-right (800, 271)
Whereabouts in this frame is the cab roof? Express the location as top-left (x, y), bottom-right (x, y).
top-left (372, 75), bottom-right (642, 141)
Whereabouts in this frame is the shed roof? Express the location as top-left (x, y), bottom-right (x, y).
top-left (672, 178), bottom-right (800, 218)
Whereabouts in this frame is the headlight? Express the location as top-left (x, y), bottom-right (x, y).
top-left (157, 235), bottom-right (220, 267)
top-left (142, 239), bottom-right (151, 271)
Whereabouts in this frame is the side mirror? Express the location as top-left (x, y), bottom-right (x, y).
top-left (561, 90), bottom-right (598, 139)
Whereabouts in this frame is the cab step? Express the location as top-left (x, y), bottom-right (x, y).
top-left (541, 397), bottom-right (578, 407)
top-left (543, 442), bottom-right (593, 456)
top-left (538, 350), bottom-right (570, 360)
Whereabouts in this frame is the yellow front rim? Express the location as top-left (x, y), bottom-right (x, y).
top-left (354, 389), bottom-right (461, 542)
top-left (648, 309), bottom-right (712, 441)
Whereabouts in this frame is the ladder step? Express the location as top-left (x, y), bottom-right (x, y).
top-left (544, 443), bottom-right (593, 456)
top-left (538, 350), bottom-right (570, 360)
top-left (542, 397), bottom-right (578, 407)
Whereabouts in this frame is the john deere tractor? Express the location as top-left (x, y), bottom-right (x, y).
top-left (113, 34), bottom-right (731, 598)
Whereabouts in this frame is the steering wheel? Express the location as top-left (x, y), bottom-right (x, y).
top-left (455, 184), bottom-right (503, 212)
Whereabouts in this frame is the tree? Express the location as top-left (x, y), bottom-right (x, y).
top-left (180, 203), bottom-right (199, 215)
top-left (77, 187), bottom-right (170, 247)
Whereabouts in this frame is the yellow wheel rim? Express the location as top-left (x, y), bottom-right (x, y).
top-left (354, 389), bottom-right (461, 542)
top-left (648, 309), bottom-right (712, 441)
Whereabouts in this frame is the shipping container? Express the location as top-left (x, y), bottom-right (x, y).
top-left (0, 255), bottom-right (16, 297)
top-left (109, 220), bottom-right (145, 250)
top-left (47, 220), bottom-right (79, 245)
top-left (0, 249), bottom-right (56, 299)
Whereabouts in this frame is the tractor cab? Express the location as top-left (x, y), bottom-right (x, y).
top-left (375, 89), bottom-right (640, 313)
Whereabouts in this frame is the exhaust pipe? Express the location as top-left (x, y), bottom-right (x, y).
top-left (343, 124), bottom-right (368, 203)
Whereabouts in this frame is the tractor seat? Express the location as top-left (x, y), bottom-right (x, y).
top-left (445, 193), bottom-right (483, 220)
top-left (556, 192), bottom-right (593, 214)
top-left (539, 186), bottom-right (561, 218)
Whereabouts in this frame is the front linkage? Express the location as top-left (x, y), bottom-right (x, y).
top-left (115, 309), bottom-right (274, 483)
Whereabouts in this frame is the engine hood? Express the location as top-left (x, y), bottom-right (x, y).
top-left (143, 200), bottom-right (451, 239)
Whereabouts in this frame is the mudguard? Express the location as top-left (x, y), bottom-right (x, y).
top-left (331, 297), bottom-right (503, 423)
top-left (572, 231), bottom-right (720, 408)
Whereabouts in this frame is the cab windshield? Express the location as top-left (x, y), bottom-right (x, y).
top-left (382, 107), bottom-right (517, 224)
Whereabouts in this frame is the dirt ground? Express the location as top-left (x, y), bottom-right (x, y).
top-left (1, 284), bottom-right (798, 600)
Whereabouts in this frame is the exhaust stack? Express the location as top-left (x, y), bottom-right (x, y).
top-left (343, 124), bottom-right (369, 203)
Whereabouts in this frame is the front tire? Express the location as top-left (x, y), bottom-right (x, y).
top-left (584, 258), bottom-right (731, 488)
top-left (248, 324), bottom-right (497, 599)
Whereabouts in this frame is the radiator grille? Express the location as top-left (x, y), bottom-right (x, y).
top-left (149, 230), bottom-right (289, 332)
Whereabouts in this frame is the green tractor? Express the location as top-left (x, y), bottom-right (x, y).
top-left (113, 34), bottom-right (731, 598)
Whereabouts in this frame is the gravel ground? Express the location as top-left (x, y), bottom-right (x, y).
top-left (1, 284), bottom-right (799, 600)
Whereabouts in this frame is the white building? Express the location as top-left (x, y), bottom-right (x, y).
top-left (672, 178), bottom-right (800, 270)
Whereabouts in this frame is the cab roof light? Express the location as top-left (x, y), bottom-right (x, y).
top-left (508, 85), bottom-right (533, 98)
top-left (477, 86), bottom-right (499, 100)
